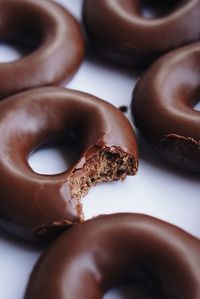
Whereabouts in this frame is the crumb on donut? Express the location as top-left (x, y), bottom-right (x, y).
top-left (69, 146), bottom-right (138, 200)
top-left (119, 105), bottom-right (128, 113)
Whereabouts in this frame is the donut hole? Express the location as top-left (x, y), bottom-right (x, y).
top-left (104, 284), bottom-right (157, 299)
top-left (140, 0), bottom-right (182, 19)
top-left (0, 3), bottom-right (47, 62)
top-left (28, 143), bottom-right (80, 175)
top-left (0, 34), bottom-right (44, 64)
top-left (28, 137), bottom-right (81, 175)
top-left (0, 43), bottom-right (21, 63)
top-left (194, 101), bottom-right (200, 111)
top-left (104, 269), bottom-right (162, 299)
top-left (105, 286), bottom-right (146, 299)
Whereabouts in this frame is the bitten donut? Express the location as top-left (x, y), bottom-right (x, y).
top-left (132, 43), bottom-right (200, 173)
top-left (25, 214), bottom-right (200, 299)
top-left (0, 0), bottom-right (84, 97)
top-left (83, 0), bottom-right (200, 66)
top-left (0, 87), bottom-right (138, 239)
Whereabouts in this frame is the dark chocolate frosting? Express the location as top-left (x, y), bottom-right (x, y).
top-left (0, 87), bottom-right (138, 239)
top-left (132, 43), bottom-right (200, 173)
top-left (0, 0), bottom-right (84, 97)
top-left (25, 213), bottom-right (200, 299)
top-left (83, 0), bottom-right (200, 66)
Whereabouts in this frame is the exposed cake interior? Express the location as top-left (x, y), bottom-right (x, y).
top-left (69, 146), bottom-right (138, 200)
top-left (33, 146), bottom-right (138, 239)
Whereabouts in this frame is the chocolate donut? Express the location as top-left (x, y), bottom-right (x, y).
top-left (131, 43), bottom-right (200, 173)
top-left (25, 213), bottom-right (200, 299)
top-left (83, 0), bottom-right (200, 66)
top-left (0, 87), bottom-right (138, 239)
top-left (0, 0), bottom-right (84, 97)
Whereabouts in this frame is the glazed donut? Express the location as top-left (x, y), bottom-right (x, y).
top-left (25, 213), bottom-right (200, 299)
top-left (131, 43), bottom-right (200, 173)
top-left (83, 0), bottom-right (200, 66)
top-left (0, 0), bottom-right (84, 97)
top-left (0, 87), bottom-right (138, 239)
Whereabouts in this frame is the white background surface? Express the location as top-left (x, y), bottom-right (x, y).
top-left (0, 1), bottom-right (199, 299)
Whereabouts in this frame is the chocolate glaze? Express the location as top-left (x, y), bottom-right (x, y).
top-left (132, 43), bottom-right (200, 173)
top-left (83, 0), bottom-right (200, 66)
top-left (25, 213), bottom-right (200, 299)
top-left (0, 0), bottom-right (84, 97)
top-left (0, 87), bottom-right (138, 239)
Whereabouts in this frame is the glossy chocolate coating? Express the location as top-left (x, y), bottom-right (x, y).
top-left (83, 0), bottom-right (200, 66)
top-left (25, 213), bottom-right (200, 299)
top-left (0, 87), bottom-right (138, 239)
top-left (0, 0), bottom-right (84, 97)
top-left (132, 43), bottom-right (200, 173)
